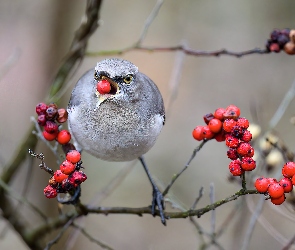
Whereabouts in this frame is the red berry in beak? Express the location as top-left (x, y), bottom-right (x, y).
top-left (97, 79), bottom-right (111, 94)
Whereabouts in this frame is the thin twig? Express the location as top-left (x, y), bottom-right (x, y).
top-left (87, 45), bottom-right (268, 58)
top-left (191, 186), bottom-right (204, 210)
top-left (135, 0), bottom-right (164, 46)
top-left (72, 223), bottom-right (114, 250)
top-left (210, 183), bottom-right (216, 235)
top-left (163, 140), bottom-right (208, 196)
top-left (44, 216), bottom-right (78, 250)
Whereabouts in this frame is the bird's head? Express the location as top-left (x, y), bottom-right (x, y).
top-left (93, 58), bottom-right (139, 106)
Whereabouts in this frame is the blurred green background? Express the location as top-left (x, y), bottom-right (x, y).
top-left (1, 0), bottom-right (295, 249)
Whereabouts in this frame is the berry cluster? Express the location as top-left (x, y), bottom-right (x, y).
top-left (43, 150), bottom-right (87, 198)
top-left (35, 102), bottom-right (87, 200)
top-left (35, 102), bottom-right (71, 144)
top-left (266, 28), bottom-right (295, 55)
top-left (255, 162), bottom-right (295, 205)
top-left (192, 105), bottom-right (256, 177)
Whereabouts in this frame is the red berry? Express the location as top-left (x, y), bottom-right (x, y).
top-left (225, 135), bottom-right (240, 148)
top-left (214, 130), bottom-right (226, 142)
top-left (54, 170), bottom-right (69, 183)
top-left (202, 126), bottom-right (215, 139)
top-left (227, 148), bottom-right (238, 160)
top-left (223, 105), bottom-right (241, 119)
top-left (279, 177), bottom-right (293, 193)
top-left (203, 113), bottom-right (214, 125)
top-left (97, 79), bottom-right (111, 94)
top-left (66, 150), bottom-right (81, 164)
top-left (192, 126), bottom-right (204, 141)
top-left (241, 157), bottom-right (256, 171)
top-left (43, 185), bottom-right (57, 199)
top-left (214, 108), bottom-right (225, 120)
top-left (223, 119), bottom-right (237, 132)
top-left (241, 130), bottom-right (252, 142)
top-left (270, 194), bottom-right (285, 205)
top-left (208, 118), bottom-right (222, 133)
top-left (268, 183), bottom-right (284, 199)
top-left (269, 43), bottom-right (280, 53)
top-left (60, 160), bottom-right (75, 175)
top-left (68, 171), bottom-right (87, 187)
top-left (282, 162), bottom-right (295, 178)
top-left (37, 114), bottom-right (47, 126)
top-left (255, 177), bottom-right (269, 193)
top-left (237, 117), bottom-right (249, 129)
top-left (246, 146), bottom-right (255, 157)
top-left (36, 102), bottom-right (48, 115)
top-left (237, 142), bottom-right (252, 156)
top-left (42, 130), bottom-right (58, 141)
top-left (228, 160), bottom-right (243, 176)
top-left (231, 125), bottom-right (244, 138)
top-left (57, 130), bottom-right (71, 144)
top-left (267, 178), bottom-right (278, 186)
top-left (44, 121), bottom-right (59, 134)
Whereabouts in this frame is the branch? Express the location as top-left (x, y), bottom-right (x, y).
top-left (87, 45), bottom-right (269, 58)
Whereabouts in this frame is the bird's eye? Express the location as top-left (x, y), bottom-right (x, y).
top-left (123, 75), bottom-right (133, 84)
top-left (94, 72), bottom-right (99, 80)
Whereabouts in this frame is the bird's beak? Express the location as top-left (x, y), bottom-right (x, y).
top-left (95, 76), bottom-right (120, 107)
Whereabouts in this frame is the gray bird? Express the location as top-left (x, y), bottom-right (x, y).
top-left (67, 58), bottom-right (166, 224)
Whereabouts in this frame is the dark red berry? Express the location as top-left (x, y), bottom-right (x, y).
top-left (241, 130), bottom-right (252, 142)
top-left (225, 135), bottom-right (240, 148)
top-left (227, 148), bottom-right (238, 160)
top-left (228, 160), bottom-right (243, 176)
top-left (203, 113), bottom-right (214, 125)
top-left (44, 185), bottom-right (57, 198)
top-left (36, 102), bottom-right (48, 115)
top-left (44, 121), bottom-right (59, 134)
top-left (37, 114), bottom-right (47, 126)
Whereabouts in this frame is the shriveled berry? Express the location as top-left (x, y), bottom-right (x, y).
top-left (270, 29), bottom-right (280, 41)
top-left (241, 130), bottom-right (252, 142)
top-left (48, 176), bottom-right (57, 187)
top-left (237, 142), bottom-right (252, 156)
top-left (46, 106), bottom-right (58, 120)
top-left (255, 177), bottom-right (269, 193)
top-left (202, 126), bottom-right (215, 139)
top-left (36, 102), bottom-right (48, 115)
top-left (236, 117), bottom-right (249, 129)
top-left (97, 79), bottom-right (111, 94)
top-left (271, 194), bottom-right (285, 205)
top-left (227, 148), bottom-right (238, 160)
top-left (61, 179), bottom-right (74, 191)
top-left (60, 160), bottom-right (75, 175)
top-left (208, 118), bottom-right (222, 133)
top-left (223, 105), bottom-right (241, 119)
top-left (66, 150), bottom-right (81, 164)
top-left (44, 185), bottom-right (57, 198)
top-left (279, 177), bottom-right (293, 193)
top-left (57, 108), bottom-right (68, 123)
top-left (203, 113), bottom-right (214, 125)
top-left (223, 119), bottom-right (237, 132)
top-left (268, 183), bottom-right (284, 199)
top-left (213, 108), bottom-right (225, 120)
top-left (192, 126), bottom-right (204, 141)
top-left (44, 121), bottom-right (59, 134)
top-left (241, 157), bottom-right (256, 171)
top-left (228, 160), bottom-right (243, 176)
top-left (277, 34), bottom-right (289, 48)
top-left (68, 171), bottom-right (87, 187)
top-left (284, 41), bottom-right (295, 55)
top-left (42, 130), bottom-right (58, 141)
top-left (37, 114), bottom-right (47, 126)
top-left (54, 169), bottom-right (69, 183)
top-left (282, 162), bottom-right (295, 178)
top-left (57, 130), bottom-right (71, 144)
top-left (225, 135), bottom-right (239, 148)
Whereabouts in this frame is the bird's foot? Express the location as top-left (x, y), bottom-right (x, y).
top-left (151, 185), bottom-right (166, 226)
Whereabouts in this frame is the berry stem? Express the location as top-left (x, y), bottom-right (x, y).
top-left (241, 172), bottom-right (247, 190)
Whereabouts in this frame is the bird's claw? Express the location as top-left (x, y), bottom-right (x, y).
top-left (151, 185), bottom-right (166, 225)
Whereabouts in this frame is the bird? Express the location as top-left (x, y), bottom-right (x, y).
top-left (67, 58), bottom-right (166, 224)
